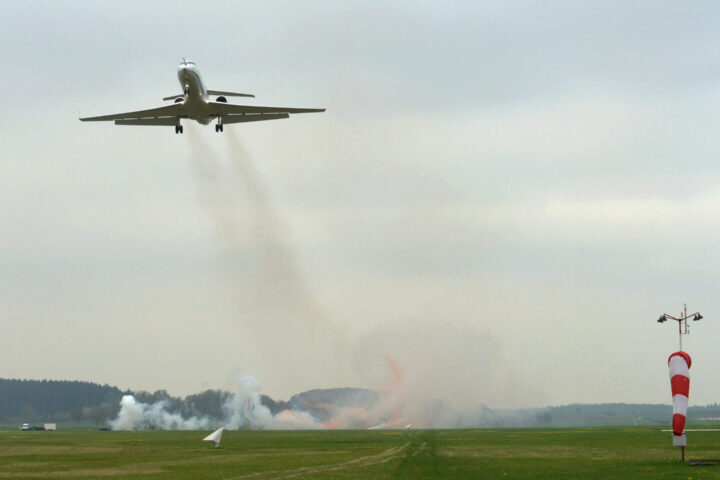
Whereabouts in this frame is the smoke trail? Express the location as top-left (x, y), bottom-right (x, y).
top-left (186, 126), bottom-right (246, 246)
top-left (222, 129), bottom-right (325, 323)
top-left (186, 126), bottom-right (349, 392)
top-left (186, 125), bottom-right (322, 317)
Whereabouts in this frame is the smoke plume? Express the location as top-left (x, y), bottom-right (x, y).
top-left (110, 342), bottom-right (520, 430)
top-left (180, 126), bottom-right (529, 428)
top-left (112, 373), bottom-right (330, 430)
top-left (186, 126), bottom-right (348, 392)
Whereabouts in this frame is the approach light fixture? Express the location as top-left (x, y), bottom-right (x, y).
top-left (656, 304), bottom-right (705, 351)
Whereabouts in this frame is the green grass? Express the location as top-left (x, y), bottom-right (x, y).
top-left (1, 427), bottom-right (720, 479)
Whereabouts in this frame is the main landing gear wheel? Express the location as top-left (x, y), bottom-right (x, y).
top-left (215, 124), bottom-right (224, 132)
top-left (175, 125), bottom-right (183, 134)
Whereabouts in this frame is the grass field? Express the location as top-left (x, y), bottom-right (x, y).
top-left (2, 427), bottom-right (720, 479)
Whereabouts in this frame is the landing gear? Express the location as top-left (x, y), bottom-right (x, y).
top-left (215, 120), bottom-right (223, 133)
top-left (175, 125), bottom-right (184, 134)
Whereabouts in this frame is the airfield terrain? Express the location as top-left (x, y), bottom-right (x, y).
top-left (2, 427), bottom-right (720, 479)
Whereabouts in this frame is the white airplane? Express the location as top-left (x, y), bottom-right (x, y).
top-left (80, 59), bottom-right (325, 134)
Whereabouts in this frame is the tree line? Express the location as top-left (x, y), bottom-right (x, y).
top-left (0, 378), bottom-right (125, 425)
top-left (0, 378), bottom-right (289, 426)
top-left (4, 377), bottom-right (720, 428)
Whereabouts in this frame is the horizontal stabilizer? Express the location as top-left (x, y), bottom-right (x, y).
top-left (222, 113), bottom-right (289, 124)
top-left (208, 90), bottom-right (255, 98)
top-left (115, 118), bottom-right (177, 126)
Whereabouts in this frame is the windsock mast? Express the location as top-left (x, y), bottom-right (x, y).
top-left (657, 303), bottom-right (706, 462)
top-left (656, 303), bottom-right (703, 350)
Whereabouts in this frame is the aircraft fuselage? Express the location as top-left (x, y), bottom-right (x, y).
top-left (177, 61), bottom-right (212, 125)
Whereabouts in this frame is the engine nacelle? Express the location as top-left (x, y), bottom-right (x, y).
top-left (216, 96), bottom-right (227, 103)
top-left (174, 97), bottom-right (184, 103)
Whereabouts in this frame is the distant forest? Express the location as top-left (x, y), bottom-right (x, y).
top-left (0, 378), bottom-right (125, 426)
top-left (2, 378), bottom-right (720, 428)
top-left (0, 378), bottom-right (287, 427)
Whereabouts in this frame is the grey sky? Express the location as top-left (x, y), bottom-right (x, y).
top-left (2, 1), bottom-right (720, 409)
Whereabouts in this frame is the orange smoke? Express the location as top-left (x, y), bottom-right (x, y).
top-left (383, 355), bottom-right (404, 391)
top-left (323, 419), bottom-right (341, 430)
top-left (317, 356), bottom-right (408, 430)
top-left (276, 409), bottom-right (298, 427)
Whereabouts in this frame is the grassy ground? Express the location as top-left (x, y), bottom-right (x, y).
top-left (1, 427), bottom-right (720, 479)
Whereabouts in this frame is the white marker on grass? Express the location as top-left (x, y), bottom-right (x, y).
top-left (203, 427), bottom-right (224, 448)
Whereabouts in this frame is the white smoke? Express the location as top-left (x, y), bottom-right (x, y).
top-left (186, 126), bottom-right (350, 393)
top-left (221, 373), bottom-right (277, 430)
top-left (111, 395), bottom-right (214, 430)
top-left (109, 357), bottom-right (477, 431)
top-left (110, 373), bottom-right (326, 431)
top-left (108, 364), bottom-right (508, 430)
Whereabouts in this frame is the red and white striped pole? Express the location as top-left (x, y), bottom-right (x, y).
top-left (669, 351), bottom-right (690, 462)
top-left (668, 351), bottom-right (691, 434)
top-left (658, 304), bottom-right (703, 462)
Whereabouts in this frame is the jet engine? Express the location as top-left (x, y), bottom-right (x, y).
top-left (216, 96), bottom-right (227, 103)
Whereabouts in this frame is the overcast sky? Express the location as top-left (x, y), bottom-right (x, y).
top-left (2, 1), bottom-right (720, 409)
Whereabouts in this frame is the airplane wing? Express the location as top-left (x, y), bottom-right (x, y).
top-left (115, 118), bottom-right (178, 126)
top-left (162, 91), bottom-right (255, 101)
top-left (208, 102), bottom-right (325, 116)
top-left (222, 113), bottom-right (289, 124)
top-left (79, 104), bottom-right (182, 122)
top-left (207, 90), bottom-right (255, 98)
